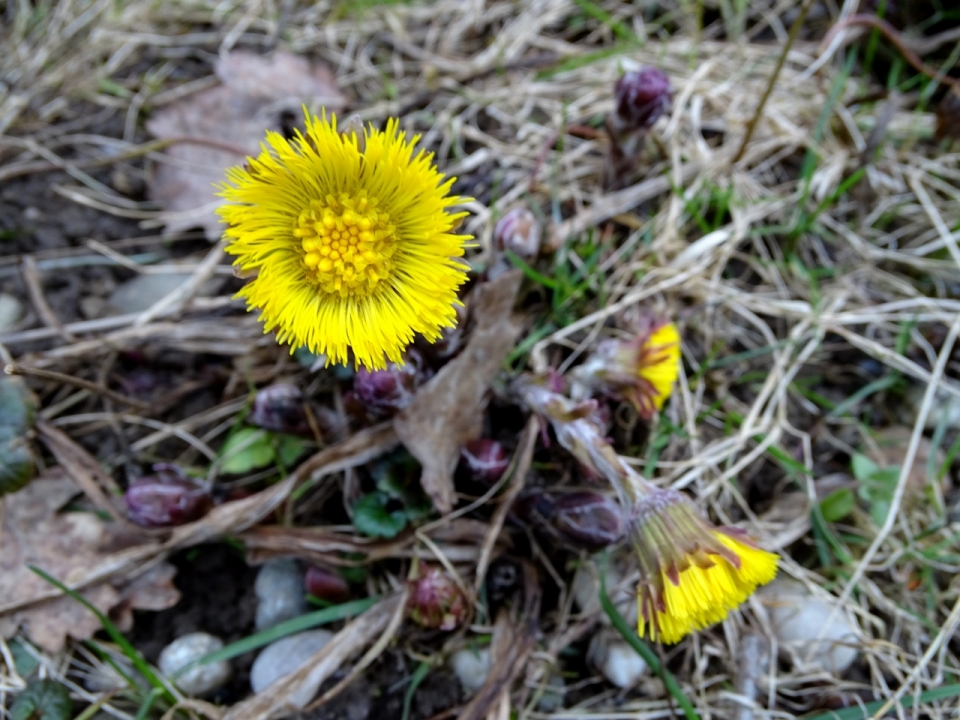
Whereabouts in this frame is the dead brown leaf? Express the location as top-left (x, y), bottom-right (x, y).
top-left (394, 270), bottom-right (524, 514)
top-left (0, 469), bottom-right (175, 653)
top-left (146, 50), bottom-right (346, 240)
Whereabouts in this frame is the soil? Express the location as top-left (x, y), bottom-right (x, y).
top-left (125, 544), bottom-right (463, 718)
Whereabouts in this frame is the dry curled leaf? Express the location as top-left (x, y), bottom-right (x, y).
top-left (394, 270), bottom-right (524, 513)
top-left (0, 469), bottom-right (176, 653)
top-left (146, 50), bottom-right (346, 239)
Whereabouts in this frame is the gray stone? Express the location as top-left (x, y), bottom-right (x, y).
top-left (758, 579), bottom-right (859, 673)
top-left (255, 558), bottom-right (308, 631)
top-left (105, 272), bottom-right (223, 316)
top-left (0, 293), bottom-right (23, 332)
top-left (588, 629), bottom-right (648, 688)
top-left (158, 632), bottom-right (231, 696)
top-left (449, 647), bottom-right (490, 696)
top-left (250, 630), bottom-right (334, 705)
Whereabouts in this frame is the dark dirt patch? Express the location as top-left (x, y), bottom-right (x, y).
top-left (297, 650), bottom-right (462, 720)
top-left (128, 543), bottom-right (258, 705)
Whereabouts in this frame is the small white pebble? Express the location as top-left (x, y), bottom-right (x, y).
top-left (250, 629), bottom-right (334, 703)
top-left (759, 579), bottom-right (859, 673)
top-left (589, 629), bottom-right (649, 689)
top-left (571, 556), bottom-right (637, 626)
top-left (255, 558), bottom-right (308, 631)
top-left (158, 632), bottom-right (231, 697)
top-left (450, 647), bottom-right (490, 695)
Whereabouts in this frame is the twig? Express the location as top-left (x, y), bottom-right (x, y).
top-left (732, 0), bottom-right (815, 164)
top-left (5, 362), bottom-right (152, 412)
top-left (21, 257), bottom-right (75, 342)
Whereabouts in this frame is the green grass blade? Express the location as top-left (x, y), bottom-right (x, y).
top-left (180, 596), bottom-right (380, 674)
top-left (802, 682), bottom-right (960, 720)
top-left (599, 561), bottom-right (700, 720)
top-left (28, 566), bottom-right (176, 703)
top-left (401, 661), bottom-right (431, 720)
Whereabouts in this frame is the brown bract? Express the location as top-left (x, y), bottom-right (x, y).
top-left (146, 50), bottom-right (346, 240)
top-left (394, 270), bottom-right (524, 514)
top-left (0, 469), bottom-right (177, 653)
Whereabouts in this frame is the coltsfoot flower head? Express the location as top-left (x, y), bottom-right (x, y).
top-left (628, 488), bottom-right (778, 644)
top-left (573, 322), bottom-right (681, 419)
top-left (217, 110), bottom-right (472, 370)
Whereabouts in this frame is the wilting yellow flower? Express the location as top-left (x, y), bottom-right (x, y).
top-left (571, 322), bottom-right (681, 419)
top-left (629, 488), bottom-right (778, 644)
top-left (217, 111), bottom-right (471, 370)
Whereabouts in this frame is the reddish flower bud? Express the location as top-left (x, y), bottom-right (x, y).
top-left (459, 439), bottom-right (510, 485)
top-left (515, 490), bottom-right (623, 551)
top-left (551, 492), bottom-right (624, 550)
top-left (353, 349), bottom-right (429, 414)
top-left (305, 566), bottom-right (351, 603)
top-left (124, 466), bottom-right (211, 527)
top-left (407, 565), bottom-right (468, 631)
top-left (494, 208), bottom-right (541, 260)
top-left (250, 384), bottom-right (311, 435)
top-left (614, 68), bottom-right (672, 132)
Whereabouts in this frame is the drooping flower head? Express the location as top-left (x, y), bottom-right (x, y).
top-left (217, 111), bottom-right (471, 370)
top-left (628, 488), bottom-right (778, 644)
top-left (572, 322), bottom-right (682, 419)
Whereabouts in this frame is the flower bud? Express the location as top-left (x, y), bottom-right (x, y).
top-left (250, 383), bottom-right (311, 435)
top-left (494, 208), bottom-right (541, 260)
top-left (552, 492), bottom-right (624, 550)
top-left (353, 349), bottom-right (428, 415)
top-left (124, 466), bottom-right (212, 527)
top-left (459, 438), bottom-right (510, 485)
top-left (407, 564), bottom-right (468, 631)
top-left (515, 490), bottom-right (623, 550)
top-left (305, 566), bottom-right (351, 603)
top-left (614, 68), bottom-right (672, 133)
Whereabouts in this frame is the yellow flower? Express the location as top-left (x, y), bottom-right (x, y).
top-left (629, 488), bottom-right (778, 644)
top-left (571, 321), bottom-right (682, 419)
top-left (217, 111), bottom-right (471, 370)
top-left (638, 323), bottom-right (682, 412)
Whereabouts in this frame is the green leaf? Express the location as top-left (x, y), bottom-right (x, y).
top-left (8, 639), bottom-right (39, 678)
top-left (276, 434), bottom-right (308, 467)
top-left (353, 493), bottom-right (407, 538)
top-left (220, 427), bottom-right (275, 474)
top-left (0, 436), bottom-right (35, 496)
top-left (0, 376), bottom-right (37, 437)
top-left (819, 488), bottom-right (855, 522)
top-left (851, 453), bottom-right (879, 481)
top-left (870, 500), bottom-right (892, 527)
top-left (9, 679), bottom-right (73, 720)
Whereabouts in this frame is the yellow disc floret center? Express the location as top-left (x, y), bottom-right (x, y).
top-left (294, 191), bottom-right (397, 298)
